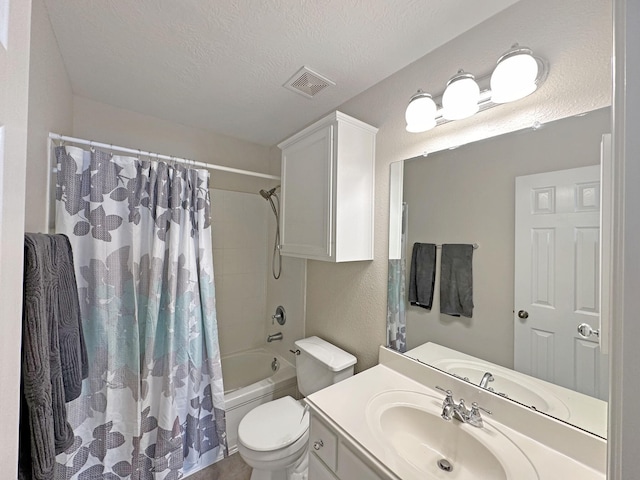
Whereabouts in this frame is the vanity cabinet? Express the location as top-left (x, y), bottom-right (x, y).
top-left (278, 111), bottom-right (377, 262)
top-left (308, 413), bottom-right (387, 480)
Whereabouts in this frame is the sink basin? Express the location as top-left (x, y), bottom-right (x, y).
top-left (431, 359), bottom-right (571, 420)
top-left (366, 390), bottom-right (538, 480)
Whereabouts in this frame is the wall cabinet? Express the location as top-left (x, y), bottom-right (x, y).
top-left (278, 111), bottom-right (377, 262)
top-left (308, 414), bottom-right (387, 480)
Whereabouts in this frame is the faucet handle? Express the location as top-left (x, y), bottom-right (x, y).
top-left (435, 386), bottom-right (455, 407)
top-left (471, 402), bottom-right (492, 416)
top-left (435, 385), bottom-right (453, 396)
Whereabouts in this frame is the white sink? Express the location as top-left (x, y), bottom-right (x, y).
top-left (431, 359), bottom-right (571, 420)
top-left (366, 390), bottom-right (539, 480)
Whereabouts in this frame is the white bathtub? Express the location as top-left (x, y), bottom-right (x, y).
top-left (222, 348), bottom-right (298, 454)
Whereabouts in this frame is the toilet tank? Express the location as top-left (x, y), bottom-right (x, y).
top-left (294, 336), bottom-right (357, 397)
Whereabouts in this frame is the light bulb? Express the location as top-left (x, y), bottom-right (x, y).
top-left (405, 92), bottom-right (437, 133)
top-left (490, 46), bottom-right (539, 103)
top-left (441, 72), bottom-right (480, 120)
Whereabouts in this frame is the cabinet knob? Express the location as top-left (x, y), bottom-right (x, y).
top-left (313, 440), bottom-right (324, 451)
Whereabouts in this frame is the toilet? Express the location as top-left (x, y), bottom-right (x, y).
top-left (237, 336), bottom-right (357, 480)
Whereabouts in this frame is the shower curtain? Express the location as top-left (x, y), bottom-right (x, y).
top-left (387, 202), bottom-right (407, 353)
top-left (53, 145), bottom-right (226, 479)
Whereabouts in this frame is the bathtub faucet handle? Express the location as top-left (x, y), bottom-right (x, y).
top-left (289, 349), bottom-right (300, 355)
top-left (271, 306), bottom-right (286, 325)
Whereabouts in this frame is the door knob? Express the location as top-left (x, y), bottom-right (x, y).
top-left (517, 310), bottom-right (529, 319)
top-left (577, 323), bottom-right (600, 338)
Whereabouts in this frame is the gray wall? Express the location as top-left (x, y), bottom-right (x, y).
top-left (402, 108), bottom-right (610, 368)
top-left (25, 0), bottom-right (73, 232)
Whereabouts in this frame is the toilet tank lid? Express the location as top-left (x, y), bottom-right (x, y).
top-left (294, 336), bottom-right (357, 372)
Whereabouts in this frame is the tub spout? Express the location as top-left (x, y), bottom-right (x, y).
top-left (267, 332), bottom-right (283, 342)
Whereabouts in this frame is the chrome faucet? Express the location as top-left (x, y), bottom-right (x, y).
top-left (435, 386), bottom-right (491, 428)
top-left (267, 332), bottom-right (283, 342)
top-left (479, 372), bottom-right (494, 388)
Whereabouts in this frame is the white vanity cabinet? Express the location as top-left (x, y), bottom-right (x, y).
top-left (308, 413), bottom-right (388, 480)
top-left (278, 111), bottom-right (377, 262)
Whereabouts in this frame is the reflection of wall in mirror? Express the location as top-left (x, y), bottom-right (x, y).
top-left (401, 108), bottom-right (611, 369)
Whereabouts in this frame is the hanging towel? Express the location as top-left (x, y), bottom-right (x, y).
top-left (408, 243), bottom-right (437, 309)
top-left (440, 244), bottom-right (474, 317)
top-left (51, 234), bottom-right (88, 402)
top-left (19, 234), bottom-right (85, 480)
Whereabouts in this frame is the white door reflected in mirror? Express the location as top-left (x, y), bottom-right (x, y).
top-left (514, 165), bottom-right (608, 401)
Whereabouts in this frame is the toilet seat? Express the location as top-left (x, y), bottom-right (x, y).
top-left (238, 396), bottom-right (309, 452)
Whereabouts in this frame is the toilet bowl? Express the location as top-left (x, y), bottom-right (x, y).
top-left (237, 336), bottom-right (356, 480)
top-left (237, 396), bottom-right (309, 480)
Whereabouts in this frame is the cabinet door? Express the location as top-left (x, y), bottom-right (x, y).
top-left (309, 414), bottom-right (338, 471)
top-left (281, 124), bottom-right (333, 260)
top-left (337, 442), bottom-right (385, 480)
top-left (309, 452), bottom-right (339, 480)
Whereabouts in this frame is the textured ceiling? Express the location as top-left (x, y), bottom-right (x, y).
top-left (42, 0), bottom-right (520, 145)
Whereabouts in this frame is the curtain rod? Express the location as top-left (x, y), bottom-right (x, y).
top-left (49, 133), bottom-right (281, 181)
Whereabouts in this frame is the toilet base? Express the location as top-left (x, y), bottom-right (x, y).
top-left (248, 451), bottom-right (308, 480)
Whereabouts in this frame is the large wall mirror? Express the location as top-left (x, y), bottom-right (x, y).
top-left (386, 107), bottom-right (611, 438)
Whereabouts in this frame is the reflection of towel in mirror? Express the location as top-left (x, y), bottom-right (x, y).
top-left (440, 244), bottom-right (474, 317)
top-left (408, 243), bottom-right (437, 309)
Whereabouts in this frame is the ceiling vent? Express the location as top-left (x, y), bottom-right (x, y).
top-left (284, 66), bottom-right (335, 99)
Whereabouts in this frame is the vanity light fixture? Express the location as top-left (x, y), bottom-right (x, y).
top-left (490, 45), bottom-right (539, 103)
top-left (405, 44), bottom-right (548, 133)
top-left (405, 91), bottom-right (437, 133)
top-left (442, 71), bottom-right (480, 120)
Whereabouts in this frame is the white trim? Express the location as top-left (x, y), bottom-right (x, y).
top-left (600, 134), bottom-right (613, 355)
top-left (388, 161), bottom-right (404, 260)
top-left (48, 133), bottom-right (281, 180)
top-left (609, 0), bottom-right (640, 477)
top-left (45, 136), bottom-right (53, 233)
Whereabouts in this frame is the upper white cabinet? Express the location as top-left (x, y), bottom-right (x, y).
top-left (278, 111), bottom-right (378, 262)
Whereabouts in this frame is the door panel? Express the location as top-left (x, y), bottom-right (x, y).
top-left (531, 228), bottom-right (555, 307)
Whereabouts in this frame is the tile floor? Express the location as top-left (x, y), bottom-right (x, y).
top-left (186, 453), bottom-right (252, 480)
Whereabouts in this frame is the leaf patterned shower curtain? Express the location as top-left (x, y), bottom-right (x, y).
top-left (53, 145), bottom-right (226, 480)
top-left (387, 202), bottom-right (407, 353)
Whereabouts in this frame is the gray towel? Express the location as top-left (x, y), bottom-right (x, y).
top-left (51, 235), bottom-right (88, 401)
top-left (408, 243), bottom-right (437, 309)
top-left (440, 244), bottom-right (474, 317)
top-left (19, 234), bottom-right (85, 480)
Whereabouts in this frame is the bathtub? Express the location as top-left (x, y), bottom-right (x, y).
top-left (222, 348), bottom-right (298, 454)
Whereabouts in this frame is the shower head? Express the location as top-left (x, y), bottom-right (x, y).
top-left (259, 186), bottom-right (280, 200)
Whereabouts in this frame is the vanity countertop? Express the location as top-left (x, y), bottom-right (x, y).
top-left (307, 355), bottom-right (606, 480)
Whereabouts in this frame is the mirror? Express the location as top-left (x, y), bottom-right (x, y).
top-left (386, 108), bottom-right (610, 438)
